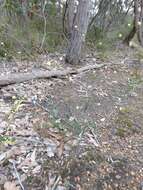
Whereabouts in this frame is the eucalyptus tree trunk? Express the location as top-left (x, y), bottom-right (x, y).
top-left (63, 0), bottom-right (76, 38)
top-left (65, 0), bottom-right (91, 64)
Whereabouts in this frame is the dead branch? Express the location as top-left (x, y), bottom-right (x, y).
top-left (0, 63), bottom-right (107, 87)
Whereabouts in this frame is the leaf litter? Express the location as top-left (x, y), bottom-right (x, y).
top-left (0, 49), bottom-right (143, 189)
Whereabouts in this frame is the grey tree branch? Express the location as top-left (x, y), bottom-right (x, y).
top-left (0, 63), bottom-right (106, 87)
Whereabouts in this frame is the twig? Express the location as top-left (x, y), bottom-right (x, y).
top-left (10, 160), bottom-right (25, 190)
top-left (51, 176), bottom-right (61, 190)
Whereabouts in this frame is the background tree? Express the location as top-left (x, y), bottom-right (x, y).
top-left (124, 0), bottom-right (143, 46)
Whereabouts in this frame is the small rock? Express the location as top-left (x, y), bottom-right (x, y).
top-left (0, 174), bottom-right (7, 185)
top-left (130, 171), bottom-right (135, 176)
top-left (115, 175), bottom-right (121, 179)
top-left (140, 182), bottom-right (143, 190)
top-left (130, 92), bottom-right (138, 97)
top-left (47, 145), bottom-right (57, 158)
top-left (56, 185), bottom-right (66, 190)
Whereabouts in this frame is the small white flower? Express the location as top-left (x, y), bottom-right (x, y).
top-left (118, 33), bottom-right (122, 38)
top-left (55, 119), bottom-right (61, 124)
top-left (69, 116), bottom-right (75, 121)
top-left (1, 42), bottom-right (4, 45)
top-left (76, 106), bottom-right (79, 110)
top-left (18, 51), bottom-right (21, 54)
top-left (112, 81), bottom-right (118, 84)
top-left (119, 107), bottom-right (123, 111)
top-left (129, 41), bottom-right (133, 47)
top-left (74, 25), bottom-right (78, 29)
top-left (47, 61), bottom-right (51, 66)
top-left (128, 23), bottom-right (131, 27)
top-left (88, 85), bottom-right (92, 89)
top-left (4, 53), bottom-right (7, 56)
top-left (100, 118), bottom-right (105, 122)
top-left (98, 42), bottom-right (102, 46)
top-left (69, 77), bottom-right (73, 81)
top-left (138, 21), bottom-right (142, 26)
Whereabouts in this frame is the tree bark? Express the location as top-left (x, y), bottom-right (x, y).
top-left (65, 0), bottom-right (91, 64)
top-left (135, 0), bottom-right (143, 46)
top-left (63, 0), bottom-right (76, 38)
top-left (66, 0), bottom-right (76, 38)
top-left (123, 20), bottom-right (136, 45)
top-left (138, 0), bottom-right (143, 46)
top-left (123, 0), bottom-right (143, 46)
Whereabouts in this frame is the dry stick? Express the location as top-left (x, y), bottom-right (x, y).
top-left (51, 176), bottom-right (61, 190)
top-left (10, 160), bottom-right (25, 190)
top-left (0, 62), bottom-right (123, 87)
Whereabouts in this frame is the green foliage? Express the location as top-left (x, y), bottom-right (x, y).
top-left (128, 74), bottom-right (143, 91)
top-left (4, 0), bottom-right (22, 15)
top-left (0, 135), bottom-right (15, 145)
top-left (87, 16), bottom-right (133, 55)
top-left (115, 107), bottom-right (137, 137)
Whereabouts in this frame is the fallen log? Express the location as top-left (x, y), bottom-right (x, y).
top-left (0, 63), bottom-right (106, 86)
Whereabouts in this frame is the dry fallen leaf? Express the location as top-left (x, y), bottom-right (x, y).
top-left (57, 141), bottom-right (64, 158)
top-left (4, 181), bottom-right (20, 190)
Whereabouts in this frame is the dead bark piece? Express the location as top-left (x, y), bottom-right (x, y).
top-left (4, 181), bottom-right (20, 190)
top-left (0, 63), bottom-right (106, 87)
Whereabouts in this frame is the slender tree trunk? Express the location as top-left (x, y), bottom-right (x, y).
top-left (123, 0), bottom-right (143, 46)
top-left (21, 0), bottom-right (28, 21)
top-left (57, 0), bottom-right (62, 16)
top-left (135, 0), bottom-right (143, 46)
top-left (123, 19), bottom-right (136, 45)
top-left (63, 0), bottom-right (76, 38)
top-left (65, 0), bottom-right (91, 64)
top-left (138, 0), bottom-right (143, 46)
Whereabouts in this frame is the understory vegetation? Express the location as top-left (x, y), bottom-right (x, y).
top-left (0, 0), bottom-right (135, 61)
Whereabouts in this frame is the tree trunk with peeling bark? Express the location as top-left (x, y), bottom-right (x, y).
top-left (65, 0), bottom-right (91, 64)
top-left (66, 0), bottom-right (76, 38)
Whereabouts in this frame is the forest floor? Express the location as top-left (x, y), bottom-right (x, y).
top-left (0, 45), bottom-right (143, 190)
